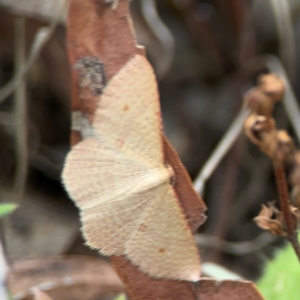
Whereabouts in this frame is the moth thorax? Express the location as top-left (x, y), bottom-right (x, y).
top-left (134, 167), bottom-right (171, 193)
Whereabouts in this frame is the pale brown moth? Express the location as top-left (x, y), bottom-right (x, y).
top-left (62, 55), bottom-right (201, 281)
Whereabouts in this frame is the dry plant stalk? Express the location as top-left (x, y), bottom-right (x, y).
top-left (244, 73), bottom-right (300, 261)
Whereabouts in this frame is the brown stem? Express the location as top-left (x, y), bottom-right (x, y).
top-left (274, 165), bottom-right (294, 235)
top-left (273, 164), bottom-right (300, 261)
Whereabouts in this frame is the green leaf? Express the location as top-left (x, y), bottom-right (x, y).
top-left (113, 294), bottom-right (127, 300)
top-left (0, 203), bottom-right (17, 218)
top-left (257, 238), bottom-right (300, 300)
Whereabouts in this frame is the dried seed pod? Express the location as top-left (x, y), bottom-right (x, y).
top-left (244, 88), bottom-right (274, 117)
top-left (244, 114), bottom-right (277, 156)
top-left (254, 217), bottom-right (286, 236)
top-left (257, 73), bottom-right (285, 102)
top-left (254, 203), bottom-right (286, 236)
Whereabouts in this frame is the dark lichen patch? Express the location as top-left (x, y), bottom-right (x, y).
top-left (75, 56), bottom-right (106, 95)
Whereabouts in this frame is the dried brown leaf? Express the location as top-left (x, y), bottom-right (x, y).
top-left (254, 202), bottom-right (300, 236)
top-left (66, 0), bottom-right (206, 299)
top-left (258, 203), bottom-right (273, 218)
top-left (254, 202), bottom-right (286, 236)
top-left (254, 216), bottom-right (286, 236)
top-left (198, 278), bottom-right (265, 300)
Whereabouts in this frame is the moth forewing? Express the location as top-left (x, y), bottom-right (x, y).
top-left (62, 54), bottom-right (201, 281)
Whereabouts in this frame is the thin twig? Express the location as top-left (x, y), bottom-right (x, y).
top-left (193, 106), bottom-right (249, 195)
top-left (228, 156), bottom-right (271, 228)
top-left (205, 146), bottom-right (240, 262)
top-left (269, 0), bottom-right (296, 81)
top-left (140, 0), bottom-right (175, 78)
top-left (13, 16), bottom-right (27, 201)
top-left (263, 55), bottom-right (300, 143)
top-left (273, 164), bottom-right (300, 261)
top-left (0, 0), bottom-right (70, 104)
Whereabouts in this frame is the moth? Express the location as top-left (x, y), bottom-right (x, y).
top-left (62, 54), bottom-right (201, 281)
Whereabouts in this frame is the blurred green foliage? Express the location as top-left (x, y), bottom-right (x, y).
top-left (257, 238), bottom-right (300, 300)
top-left (113, 293), bottom-right (127, 300)
top-left (0, 203), bottom-right (17, 218)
